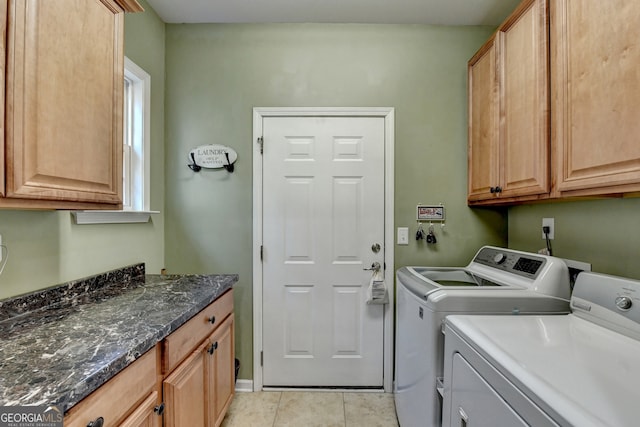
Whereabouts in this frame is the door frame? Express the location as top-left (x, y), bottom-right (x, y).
top-left (252, 107), bottom-right (395, 392)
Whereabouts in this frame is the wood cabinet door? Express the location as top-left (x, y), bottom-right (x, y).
top-left (0, 1), bottom-right (6, 198)
top-left (552, 0), bottom-right (640, 195)
top-left (163, 347), bottom-right (207, 427)
top-left (206, 315), bottom-right (235, 427)
top-left (119, 392), bottom-right (161, 427)
top-left (4, 0), bottom-right (123, 205)
top-left (498, 0), bottom-right (549, 198)
top-left (467, 37), bottom-right (499, 202)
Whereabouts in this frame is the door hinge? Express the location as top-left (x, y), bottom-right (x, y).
top-left (257, 136), bottom-right (264, 154)
top-left (260, 245), bottom-right (264, 261)
top-left (260, 351), bottom-right (263, 366)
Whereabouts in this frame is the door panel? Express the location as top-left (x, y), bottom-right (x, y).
top-left (284, 285), bottom-right (314, 357)
top-left (284, 177), bottom-right (314, 261)
top-left (333, 286), bottom-right (362, 355)
top-left (262, 116), bottom-right (385, 387)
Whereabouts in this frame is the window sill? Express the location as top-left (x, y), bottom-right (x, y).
top-left (71, 210), bottom-right (160, 225)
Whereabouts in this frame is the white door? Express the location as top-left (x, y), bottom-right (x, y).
top-left (261, 116), bottom-right (386, 387)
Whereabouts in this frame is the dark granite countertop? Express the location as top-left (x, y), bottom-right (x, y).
top-left (0, 264), bottom-right (237, 413)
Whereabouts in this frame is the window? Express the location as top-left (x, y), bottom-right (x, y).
top-left (123, 56), bottom-right (151, 211)
top-left (72, 57), bottom-right (155, 224)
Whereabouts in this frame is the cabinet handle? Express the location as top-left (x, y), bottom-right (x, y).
top-left (207, 341), bottom-right (219, 355)
top-left (208, 315), bottom-right (216, 324)
top-left (154, 402), bottom-right (165, 416)
top-left (87, 417), bottom-right (104, 427)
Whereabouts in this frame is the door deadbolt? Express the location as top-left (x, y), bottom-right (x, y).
top-left (371, 243), bottom-right (381, 253)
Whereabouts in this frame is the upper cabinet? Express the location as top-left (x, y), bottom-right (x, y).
top-left (467, 37), bottom-right (499, 202)
top-left (469, 0), bottom-right (640, 205)
top-left (1, 0), bottom-right (142, 209)
top-left (551, 0), bottom-right (640, 197)
top-left (468, 0), bottom-right (550, 204)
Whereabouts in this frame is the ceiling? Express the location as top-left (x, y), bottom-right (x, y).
top-left (144, 0), bottom-right (521, 26)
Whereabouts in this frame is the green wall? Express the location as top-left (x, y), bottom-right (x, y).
top-left (509, 198), bottom-right (640, 279)
top-left (163, 23), bottom-right (506, 379)
top-left (0, 1), bottom-right (165, 299)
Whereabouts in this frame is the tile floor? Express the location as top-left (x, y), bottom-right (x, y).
top-left (221, 391), bottom-right (399, 427)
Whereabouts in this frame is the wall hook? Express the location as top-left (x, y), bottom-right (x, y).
top-left (188, 153), bottom-right (201, 172)
top-left (223, 152), bottom-right (235, 173)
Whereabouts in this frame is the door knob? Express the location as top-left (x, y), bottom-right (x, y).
top-left (363, 262), bottom-right (381, 271)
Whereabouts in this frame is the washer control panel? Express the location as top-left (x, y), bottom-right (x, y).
top-left (473, 247), bottom-right (546, 280)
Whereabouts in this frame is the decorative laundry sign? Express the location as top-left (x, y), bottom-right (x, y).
top-left (188, 144), bottom-right (237, 172)
top-left (416, 204), bottom-right (445, 221)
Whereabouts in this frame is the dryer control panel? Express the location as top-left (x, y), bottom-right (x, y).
top-left (571, 272), bottom-right (640, 341)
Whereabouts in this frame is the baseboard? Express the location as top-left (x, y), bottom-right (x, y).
top-left (235, 379), bottom-right (253, 392)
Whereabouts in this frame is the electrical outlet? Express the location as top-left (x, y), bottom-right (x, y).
top-left (542, 218), bottom-right (555, 240)
top-left (397, 227), bottom-right (409, 245)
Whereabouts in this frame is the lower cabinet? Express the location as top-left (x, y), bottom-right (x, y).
top-left (119, 392), bottom-right (162, 427)
top-left (208, 315), bottom-right (235, 427)
top-left (163, 315), bottom-right (235, 427)
top-left (64, 347), bottom-right (160, 427)
top-left (163, 348), bottom-right (208, 426)
top-left (64, 290), bottom-right (235, 427)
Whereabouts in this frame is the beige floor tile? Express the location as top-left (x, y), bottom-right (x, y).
top-left (274, 391), bottom-right (345, 427)
top-left (344, 393), bottom-right (399, 427)
top-left (220, 391), bottom-right (282, 427)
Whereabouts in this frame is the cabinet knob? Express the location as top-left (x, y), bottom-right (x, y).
top-left (207, 341), bottom-right (219, 355)
top-left (87, 417), bottom-right (104, 427)
top-left (490, 186), bottom-right (502, 194)
top-left (495, 186), bottom-right (502, 193)
top-left (208, 315), bottom-right (216, 324)
top-left (154, 403), bottom-right (165, 416)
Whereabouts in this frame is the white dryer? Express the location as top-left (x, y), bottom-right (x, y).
top-left (442, 271), bottom-right (640, 427)
top-left (394, 246), bottom-right (572, 427)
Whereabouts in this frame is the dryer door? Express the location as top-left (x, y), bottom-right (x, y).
top-left (448, 353), bottom-right (530, 427)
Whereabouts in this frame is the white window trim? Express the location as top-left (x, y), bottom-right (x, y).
top-left (73, 57), bottom-right (158, 225)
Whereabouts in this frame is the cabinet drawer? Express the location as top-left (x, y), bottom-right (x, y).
top-left (64, 346), bottom-right (157, 427)
top-left (163, 290), bottom-right (233, 373)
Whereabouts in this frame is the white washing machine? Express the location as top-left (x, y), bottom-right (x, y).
top-left (442, 271), bottom-right (640, 427)
top-left (394, 246), bottom-right (572, 427)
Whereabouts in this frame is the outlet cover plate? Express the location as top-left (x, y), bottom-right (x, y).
top-left (542, 218), bottom-right (554, 240)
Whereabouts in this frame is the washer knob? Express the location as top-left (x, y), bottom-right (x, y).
top-left (493, 253), bottom-right (507, 265)
top-left (616, 296), bottom-right (633, 310)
